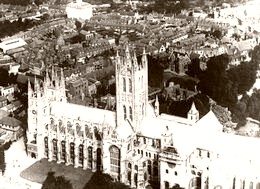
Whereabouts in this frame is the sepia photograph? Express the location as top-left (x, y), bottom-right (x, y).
top-left (0, 0), bottom-right (260, 188)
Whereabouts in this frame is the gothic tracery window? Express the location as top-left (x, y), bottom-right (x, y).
top-left (59, 120), bottom-right (65, 134)
top-left (70, 142), bottom-right (75, 164)
top-left (76, 123), bottom-right (83, 137)
top-left (110, 145), bottom-right (120, 175)
top-left (129, 78), bottom-right (132, 93)
top-left (52, 139), bottom-right (58, 161)
top-left (123, 78), bottom-right (126, 92)
top-left (85, 125), bottom-right (93, 139)
top-left (79, 144), bottom-right (84, 166)
top-left (44, 137), bottom-right (48, 158)
top-left (123, 105), bottom-right (127, 120)
top-left (129, 106), bottom-right (133, 121)
top-left (61, 141), bottom-right (66, 162)
top-left (88, 146), bottom-right (93, 169)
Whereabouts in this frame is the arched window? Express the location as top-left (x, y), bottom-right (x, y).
top-left (128, 171), bottom-right (131, 185)
top-left (134, 165), bottom-right (138, 171)
top-left (128, 163), bottom-right (132, 169)
top-left (61, 141), bottom-right (66, 162)
top-left (123, 78), bottom-right (126, 92)
top-left (148, 160), bottom-right (151, 175)
top-left (59, 120), bottom-right (65, 134)
top-left (70, 142), bottom-right (75, 164)
top-left (110, 146), bottom-right (120, 176)
top-left (79, 144), bottom-right (84, 166)
top-left (165, 181), bottom-right (169, 189)
top-left (97, 148), bottom-right (102, 171)
top-left (94, 127), bottom-right (101, 141)
top-left (256, 183), bottom-right (260, 189)
top-left (123, 105), bottom-right (127, 119)
top-left (50, 118), bottom-right (54, 125)
top-left (88, 147), bottom-right (93, 169)
top-left (52, 139), bottom-right (58, 161)
top-left (129, 78), bottom-right (132, 93)
top-left (85, 125), bottom-right (93, 139)
top-left (129, 106), bottom-right (133, 121)
top-left (134, 173), bottom-right (138, 188)
top-left (44, 137), bottom-right (48, 158)
top-left (144, 172), bottom-right (147, 181)
top-left (249, 182), bottom-right (253, 189)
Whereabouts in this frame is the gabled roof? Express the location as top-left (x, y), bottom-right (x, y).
top-left (195, 110), bottom-right (223, 133)
top-left (50, 101), bottom-right (116, 128)
top-left (0, 116), bottom-right (22, 127)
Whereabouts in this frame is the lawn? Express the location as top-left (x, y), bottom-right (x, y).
top-left (20, 159), bottom-right (93, 189)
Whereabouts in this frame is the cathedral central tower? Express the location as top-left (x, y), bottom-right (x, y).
top-left (115, 46), bottom-right (148, 132)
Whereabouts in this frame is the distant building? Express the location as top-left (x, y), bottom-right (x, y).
top-left (0, 97), bottom-right (8, 108)
top-left (0, 86), bottom-right (14, 97)
top-left (66, 0), bottom-right (93, 20)
top-left (0, 117), bottom-right (24, 142)
top-left (0, 38), bottom-right (27, 54)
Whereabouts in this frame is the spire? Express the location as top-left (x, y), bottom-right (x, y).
top-left (60, 67), bottom-right (64, 80)
top-left (141, 47), bottom-right (147, 67)
top-left (55, 68), bottom-right (59, 88)
top-left (188, 101), bottom-right (199, 122)
top-left (45, 68), bottom-right (50, 87)
top-left (125, 44), bottom-right (131, 59)
top-left (189, 102), bottom-right (197, 114)
top-left (116, 49), bottom-right (120, 58)
top-left (155, 95), bottom-right (159, 117)
top-left (34, 76), bottom-right (39, 92)
top-left (60, 67), bottom-right (65, 88)
top-left (132, 49), bottom-right (138, 68)
top-left (51, 66), bottom-right (55, 83)
top-left (28, 78), bottom-right (32, 96)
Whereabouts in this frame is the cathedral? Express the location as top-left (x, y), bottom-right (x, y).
top-left (27, 46), bottom-right (260, 189)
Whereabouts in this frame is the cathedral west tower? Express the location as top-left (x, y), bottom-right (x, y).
top-left (115, 46), bottom-right (148, 132)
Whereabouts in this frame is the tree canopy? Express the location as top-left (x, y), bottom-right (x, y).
top-left (41, 172), bottom-right (73, 189)
top-left (194, 45), bottom-right (260, 125)
top-left (83, 171), bottom-right (130, 189)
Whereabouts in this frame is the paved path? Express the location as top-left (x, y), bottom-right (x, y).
top-left (0, 137), bottom-right (41, 189)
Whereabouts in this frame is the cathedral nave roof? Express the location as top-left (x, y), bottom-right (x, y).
top-left (50, 101), bottom-right (116, 128)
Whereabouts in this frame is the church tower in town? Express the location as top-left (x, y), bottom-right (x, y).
top-left (115, 45), bottom-right (149, 132)
top-left (27, 68), bottom-right (67, 158)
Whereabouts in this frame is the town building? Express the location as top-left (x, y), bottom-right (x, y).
top-left (26, 46), bottom-right (260, 189)
top-left (66, 0), bottom-right (93, 20)
top-left (0, 116), bottom-right (24, 142)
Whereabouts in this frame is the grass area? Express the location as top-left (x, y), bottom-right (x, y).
top-left (20, 159), bottom-right (93, 189)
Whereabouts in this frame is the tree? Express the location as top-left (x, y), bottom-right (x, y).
top-left (0, 145), bottom-right (5, 175)
top-left (75, 20), bottom-right (82, 31)
top-left (83, 171), bottom-right (130, 189)
top-left (42, 172), bottom-right (73, 189)
top-left (171, 184), bottom-right (185, 189)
